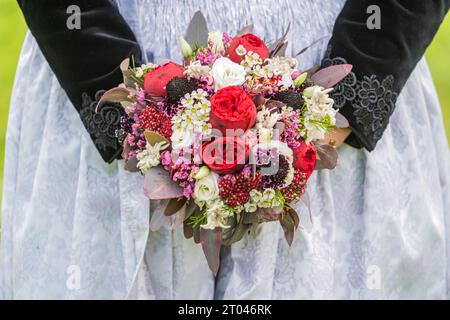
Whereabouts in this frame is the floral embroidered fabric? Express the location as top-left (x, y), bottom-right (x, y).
top-left (80, 90), bottom-right (124, 155)
top-left (322, 48), bottom-right (398, 145)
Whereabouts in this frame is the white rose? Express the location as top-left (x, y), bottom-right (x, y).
top-left (194, 172), bottom-right (220, 203)
top-left (211, 57), bottom-right (246, 90)
top-left (171, 128), bottom-right (194, 150)
top-left (208, 31), bottom-right (224, 53)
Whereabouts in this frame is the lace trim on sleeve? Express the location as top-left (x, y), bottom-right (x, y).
top-left (80, 90), bottom-right (124, 152)
top-left (322, 47), bottom-right (398, 142)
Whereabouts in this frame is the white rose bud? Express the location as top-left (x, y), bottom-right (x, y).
top-left (179, 36), bottom-right (193, 58)
top-left (211, 57), bottom-right (246, 90)
top-left (208, 31), bottom-right (224, 53)
top-left (294, 72), bottom-right (308, 88)
top-left (194, 166), bottom-right (211, 180)
top-left (194, 172), bottom-right (220, 203)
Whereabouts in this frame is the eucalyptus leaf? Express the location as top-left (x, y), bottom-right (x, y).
top-left (184, 201), bottom-right (200, 221)
top-left (124, 156), bottom-right (140, 173)
top-left (315, 143), bottom-right (338, 170)
top-left (144, 167), bottom-right (184, 200)
top-left (171, 205), bottom-right (186, 229)
top-left (222, 222), bottom-right (251, 246)
top-left (310, 64), bottom-right (353, 89)
top-left (95, 87), bottom-right (130, 112)
top-left (164, 197), bottom-right (186, 216)
top-left (183, 221), bottom-right (194, 239)
top-left (269, 23), bottom-right (290, 57)
top-left (236, 24), bottom-right (254, 36)
top-left (335, 112), bottom-right (350, 128)
top-left (120, 58), bottom-right (136, 87)
top-left (279, 208), bottom-right (299, 247)
top-left (200, 228), bottom-right (223, 275)
top-left (295, 35), bottom-right (330, 57)
top-left (185, 11), bottom-right (209, 47)
top-left (149, 200), bottom-right (170, 231)
top-left (144, 130), bottom-right (170, 146)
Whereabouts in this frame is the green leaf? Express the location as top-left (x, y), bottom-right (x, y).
top-left (185, 11), bottom-right (209, 47)
top-left (200, 228), bottom-right (223, 275)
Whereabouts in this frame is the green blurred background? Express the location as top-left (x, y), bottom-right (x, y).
top-left (0, 2), bottom-right (449, 197)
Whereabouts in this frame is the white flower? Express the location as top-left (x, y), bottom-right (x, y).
top-left (259, 128), bottom-right (273, 144)
top-left (250, 190), bottom-right (263, 203)
top-left (265, 57), bottom-right (298, 88)
top-left (256, 106), bottom-right (281, 129)
top-left (211, 57), bottom-right (246, 90)
top-left (244, 202), bottom-right (258, 213)
top-left (208, 31), bottom-right (224, 53)
top-left (235, 45), bottom-right (247, 56)
top-left (201, 199), bottom-right (233, 230)
top-left (171, 128), bottom-right (194, 150)
top-left (135, 68), bottom-right (144, 78)
top-left (302, 85), bottom-right (337, 142)
top-left (184, 60), bottom-right (211, 78)
top-left (136, 141), bottom-right (169, 174)
top-left (179, 36), bottom-right (193, 58)
top-left (194, 171), bottom-right (220, 203)
top-left (194, 166), bottom-right (210, 180)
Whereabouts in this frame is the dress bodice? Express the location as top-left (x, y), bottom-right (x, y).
top-left (115, 0), bottom-right (346, 69)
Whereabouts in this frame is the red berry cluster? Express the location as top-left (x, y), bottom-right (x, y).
top-left (138, 106), bottom-right (173, 140)
top-left (280, 169), bottom-right (307, 203)
top-left (219, 171), bottom-right (262, 207)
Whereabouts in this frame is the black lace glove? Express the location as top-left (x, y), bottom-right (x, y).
top-left (17, 0), bottom-right (143, 163)
top-left (323, 0), bottom-right (449, 151)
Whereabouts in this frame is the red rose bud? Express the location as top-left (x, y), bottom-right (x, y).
top-left (201, 136), bottom-right (249, 174)
top-left (210, 86), bottom-right (257, 136)
top-left (229, 33), bottom-right (269, 63)
top-left (143, 62), bottom-right (185, 97)
top-left (292, 142), bottom-right (317, 179)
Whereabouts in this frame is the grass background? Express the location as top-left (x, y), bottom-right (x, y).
top-left (0, 2), bottom-right (449, 198)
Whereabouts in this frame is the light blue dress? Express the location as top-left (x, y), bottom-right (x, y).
top-left (1, 0), bottom-right (449, 299)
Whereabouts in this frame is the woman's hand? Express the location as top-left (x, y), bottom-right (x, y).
top-left (322, 127), bottom-right (351, 148)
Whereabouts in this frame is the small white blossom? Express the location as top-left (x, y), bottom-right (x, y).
top-left (208, 31), bottom-right (224, 53)
top-left (184, 60), bottom-right (211, 78)
top-left (136, 141), bottom-right (169, 174)
top-left (235, 45), bottom-right (247, 56)
top-left (302, 86), bottom-right (337, 142)
top-left (201, 199), bottom-right (233, 230)
top-left (171, 128), bottom-right (194, 150)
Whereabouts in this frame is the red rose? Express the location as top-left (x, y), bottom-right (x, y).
top-left (228, 33), bottom-right (269, 63)
top-left (201, 136), bottom-right (249, 174)
top-left (143, 62), bottom-right (185, 97)
top-left (210, 86), bottom-right (257, 136)
top-left (292, 142), bottom-right (317, 179)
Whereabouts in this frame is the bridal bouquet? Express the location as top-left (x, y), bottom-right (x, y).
top-left (99, 12), bottom-right (351, 273)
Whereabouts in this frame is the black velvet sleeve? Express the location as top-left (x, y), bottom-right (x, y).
top-left (17, 0), bottom-right (143, 163)
top-left (323, 0), bottom-right (449, 151)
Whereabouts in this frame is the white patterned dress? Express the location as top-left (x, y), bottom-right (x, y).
top-left (1, 0), bottom-right (449, 299)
